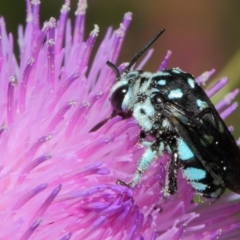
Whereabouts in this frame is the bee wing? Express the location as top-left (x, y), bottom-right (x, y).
top-left (164, 102), bottom-right (240, 193)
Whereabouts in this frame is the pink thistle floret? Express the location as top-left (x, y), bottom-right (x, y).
top-left (0, 0), bottom-right (240, 239)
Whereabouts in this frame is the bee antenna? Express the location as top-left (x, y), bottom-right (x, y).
top-left (124, 29), bottom-right (165, 73)
top-left (106, 61), bottom-right (121, 78)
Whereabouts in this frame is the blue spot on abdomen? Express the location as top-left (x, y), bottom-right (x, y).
top-left (183, 167), bottom-right (206, 181)
top-left (190, 182), bottom-right (207, 191)
top-left (177, 138), bottom-right (194, 160)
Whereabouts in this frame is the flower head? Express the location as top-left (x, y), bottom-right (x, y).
top-left (0, 0), bottom-right (240, 239)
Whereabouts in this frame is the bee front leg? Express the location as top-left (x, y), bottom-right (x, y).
top-left (117, 141), bottom-right (158, 188)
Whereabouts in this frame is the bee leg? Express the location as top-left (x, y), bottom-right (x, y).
top-left (139, 130), bottom-right (146, 140)
top-left (162, 140), bottom-right (179, 197)
top-left (117, 142), bottom-right (158, 188)
top-left (138, 130), bottom-right (147, 146)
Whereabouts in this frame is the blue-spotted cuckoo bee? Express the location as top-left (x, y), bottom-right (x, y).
top-left (107, 29), bottom-right (240, 199)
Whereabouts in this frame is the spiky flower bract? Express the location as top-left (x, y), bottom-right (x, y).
top-left (0, 1), bottom-right (240, 239)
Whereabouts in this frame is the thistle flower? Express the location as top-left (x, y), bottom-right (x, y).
top-left (0, 0), bottom-right (240, 239)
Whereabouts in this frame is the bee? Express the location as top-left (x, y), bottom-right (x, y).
top-left (107, 29), bottom-right (240, 198)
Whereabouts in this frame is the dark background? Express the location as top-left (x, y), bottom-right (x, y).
top-left (0, 0), bottom-right (240, 137)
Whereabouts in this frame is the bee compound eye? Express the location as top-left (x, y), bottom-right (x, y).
top-left (110, 86), bottom-right (128, 112)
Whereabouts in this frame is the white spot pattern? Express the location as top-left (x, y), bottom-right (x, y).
top-left (196, 99), bottom-right (208, 110)
top-left (172, 69), bottom-right (181, 74)
top-left (158, 80), bottom-right (166, 85)
top-left (158, 72), bottom-right (170, 76)
top-left (133, 98), bottom-right (155, 132)
top-left (187, 78), bottom-right (195, 88)
top-left (168, 89), bottom-right (183, 99)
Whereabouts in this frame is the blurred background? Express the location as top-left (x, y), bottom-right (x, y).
top-left (0, 0), bottom-right (240, 136)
